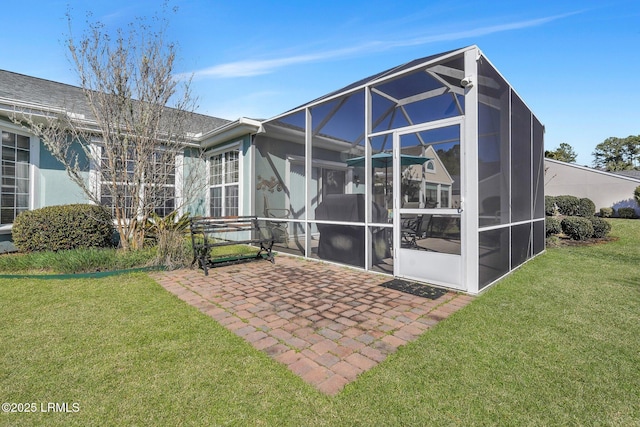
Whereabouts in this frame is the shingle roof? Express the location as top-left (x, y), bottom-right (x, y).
top-left (613, 170), bottom-right (640, 179)
top-left (0, 69), bottom-right (230, 135)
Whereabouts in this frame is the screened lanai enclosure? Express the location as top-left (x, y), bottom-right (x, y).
top-left (252, 46), bottom-right (544, 294)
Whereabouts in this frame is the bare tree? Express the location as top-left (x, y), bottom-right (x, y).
top-left (11, 5), bottom-right (200, 250)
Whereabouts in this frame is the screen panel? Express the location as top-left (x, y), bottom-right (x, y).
top-left (479, 227), bottom-right (510, 289)
top-left (511, 92), bottom-right (532, 222)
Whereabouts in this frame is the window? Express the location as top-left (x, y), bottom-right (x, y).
top-left (100, 184), bottom-right (135, 218)
top-left (99, 146), bottom-right (175, 218)
top-left (149, 150), bottom-right (176, 217)
top-left (99, 146), bottom-right (134, 218)
top-left (425, 160), bottom-right (435, 173)
top-left (440, 185), bottom-right (450, 208)
top-left (1, 131), bottom-right (30, 224)
top-left (425, 183), bottom-right (438, 208)
top-left (209, 149), bottom-right (239, 217)
top-left (321, 169), bottom-right (345, 199)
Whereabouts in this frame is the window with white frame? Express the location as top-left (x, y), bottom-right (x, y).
top-left (209, 149), bottom-right (239, 217)
top-left (99, 146), bottom-right (176, 218)
top-left (440, 185), bottom-right (450, 208)
top-left (1, 130), bottom-right (30, 224)
top-left (149, 149), bottom-right (176, 217)
top-left (425, 159), bottom-right (435, 173)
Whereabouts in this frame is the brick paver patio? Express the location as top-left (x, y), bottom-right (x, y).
top-left (151, 256), bottom-right (473, 395)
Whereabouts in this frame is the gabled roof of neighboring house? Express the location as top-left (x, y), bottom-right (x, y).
top-left (0, 69), bottom-right (231, 136)
top-left (545, 158), bottom-right (640, 183)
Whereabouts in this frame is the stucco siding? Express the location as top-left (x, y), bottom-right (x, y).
top-left (38, 144), bottom-right (92, 206)
top-left (544, 159), bottom-right (640, 213)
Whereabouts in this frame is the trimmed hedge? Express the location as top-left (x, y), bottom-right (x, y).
top-left (561, 216), bottom-right (594, 241)
top-left (555, 195), bottom-right (581, 216)
top-left (545, 196), bottom-right (557, 216)
top-left (547, 216), bottom-right (611, 239)
top-left (575, 198), bottom-right (596, 217)
top-left (545, 217), bottom-right (562, 237)
top-left (590, 217), bottom-right (611, 238)
top-left (618, 207), bottom-right (638, 219)
top-left (12, 204), bottom-right (115, 252)
top-left (599, 207), bottom-right (614, 218)
top-left (551, 195), bottom-right (596, 217)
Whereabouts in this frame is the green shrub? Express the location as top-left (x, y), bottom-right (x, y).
top-left (544, 196), bottom-right (557, 216)
top-left (12, 204), bottom-right (115, 252)
top-left (589, 217), bottom-right (611, 238)
top-left (634, 185), bottom-right (640, 206)
top-left (599, 207), bottom-right (614, 218)
top-left (545, 235), bottom-right (561, 247)
top-left (555, 195), bottom-right (581, 216)
top-left (575, 197), bottom-right (596, 217)
top-left (545, 217), bottom-right (562, 236)
top-left (617, 207), bottom-right (638, 219)
top-left (141, 211), bottom-right (191, 245)
top-left (561, 216), bottom-right (594, 241)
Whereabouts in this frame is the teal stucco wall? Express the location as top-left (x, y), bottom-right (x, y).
top-left (38, 142), bottom-right (92, 207)
top-left (182, 147), bottom-right (207, 217)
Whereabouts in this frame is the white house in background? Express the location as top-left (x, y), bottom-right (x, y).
top-left (545, 158), bottom-right (640, 215)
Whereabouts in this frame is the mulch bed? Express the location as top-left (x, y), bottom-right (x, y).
top-left (547, 235), bottom-right (618, 248)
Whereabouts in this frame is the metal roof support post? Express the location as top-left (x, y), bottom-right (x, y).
top-left (462, 47), bottom-right (480, 294)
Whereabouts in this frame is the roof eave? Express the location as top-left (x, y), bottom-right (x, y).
top-left (198, 117), bottom-right (262, 149)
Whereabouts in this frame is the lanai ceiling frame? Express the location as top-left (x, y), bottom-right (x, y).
top-left (262, 47), bottom-right (469, 127)
top-left (369, 62), bottom-right (466, 137)
top-left (260, 48), bottom-right (473, 162)
top-left (310, 93), bottom-right (367, 157)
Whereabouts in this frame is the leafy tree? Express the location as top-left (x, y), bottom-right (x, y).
top-left (635, 185), bottom-right (640, 207)
top-left (11, 5), bottom-right (199, 250)
top-left (592, 135), bottom-right (640, 171)
top-left (545, 142), bottom-right (577, 163)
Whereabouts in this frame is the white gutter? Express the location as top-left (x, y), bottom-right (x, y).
top-left (198, 117), bottom-right (263, 149)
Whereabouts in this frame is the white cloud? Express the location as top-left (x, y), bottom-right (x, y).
top-left (185, 11), bottom-right (579, 80)
top-left (184, 44), bottom-right (381, 79)
top-left (190, 54), bottom-right (330, 78)
top-left (383, 12), bottom-right (581, 47)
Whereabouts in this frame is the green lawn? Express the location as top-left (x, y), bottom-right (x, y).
top-left (1, 219), bottom-right (639, 426)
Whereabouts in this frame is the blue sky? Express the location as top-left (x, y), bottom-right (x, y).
top-left (2, 0), bottom-right (638, 166)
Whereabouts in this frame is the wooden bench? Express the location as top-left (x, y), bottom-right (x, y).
top-left (189, 216), bottom-right (275, 276)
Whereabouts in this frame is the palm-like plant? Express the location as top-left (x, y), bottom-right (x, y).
top-left (143, 211), bottom-right (191, 244)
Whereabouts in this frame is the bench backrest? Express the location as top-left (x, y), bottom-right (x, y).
top-left (190, 216), bottom-right (271, 244)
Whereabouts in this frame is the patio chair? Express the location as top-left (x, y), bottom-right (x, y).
top-left (401, 215), bottom-right (423, 247)
top-left (263, 194), bottom-right (290, 245)
top-left (402, 212), bottom-right (436, 248)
